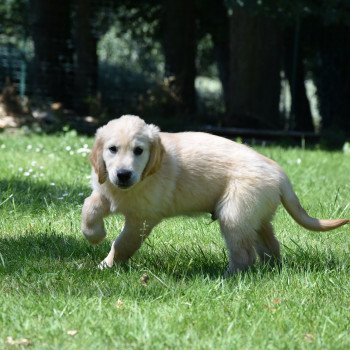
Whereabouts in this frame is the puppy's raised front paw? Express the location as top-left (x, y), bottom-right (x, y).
top-left (82, 223), bottom-right (106, 245)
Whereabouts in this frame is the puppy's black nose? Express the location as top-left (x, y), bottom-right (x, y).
top-left (117, 169), bottom-right (132, 183)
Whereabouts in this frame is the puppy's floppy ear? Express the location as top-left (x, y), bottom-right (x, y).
top-left (90, 134), bottom-right (107, 184)
top-left (142, 124), bottom-right (164, 179)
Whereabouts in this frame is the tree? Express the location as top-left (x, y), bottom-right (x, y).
top-left (29, 0), bottom-right (74, 106)
top-left (162, 0), bottom-right (197, 116)
top-left (312, 23), bottom-right (350, 137)
top-left (197, 0), bottom-right (230, 113)
top-left (284, 21), bottom-right (314, 131)
top-left (227, 6), bottom-right (283, 128)
top-left (74, 0), bottom-right (98, 114)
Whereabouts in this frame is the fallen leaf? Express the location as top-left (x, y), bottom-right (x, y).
top-left (140, 273), bottom-right (150, 286)
top-left (304, 333), bottom-right (315, 342)
top-left (272, 298), bottom-right (282, 305)
top-left (67, 330), bottom-right (78, 337)
top-left (115, 299), bottom-right (124, 309)
top-left (6, 336), bottom-right (32, 346)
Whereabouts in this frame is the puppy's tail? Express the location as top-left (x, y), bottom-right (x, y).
top-left (280, 175), bottom-right (349, 231)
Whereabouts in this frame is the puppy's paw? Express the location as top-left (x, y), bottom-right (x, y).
top-left (98, 258), bottom-right (113, 270)
top-left (82, 223), bottom-right (106, 245)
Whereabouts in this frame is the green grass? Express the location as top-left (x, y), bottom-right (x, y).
top-left (0, 131), bottom-right (349, 350)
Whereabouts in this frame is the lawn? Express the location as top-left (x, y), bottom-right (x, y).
top-left (0, 130), bottom-right (349, 350)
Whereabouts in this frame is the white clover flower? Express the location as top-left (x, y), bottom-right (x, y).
top-left (24, 172), bottom-right (30, 176)
top-left (76, 148), bottom-right (90, 154)
top-left (18, 167), bottom-right (23, 172)
top-left (65, 146), bottom-right (72, 151)
top-left (0, 144), bottom-right (6, 149)
top-left (69, 151), bottom-right (74, 155)
top-left (26, 145), bottom-right (32, 150)
top-left (50, 182), bottom-right (56, 186)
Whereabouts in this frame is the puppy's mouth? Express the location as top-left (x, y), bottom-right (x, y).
top-left (114, 179), bottom-right (137, 190)
top-left (117, 182), bottom-right (133, 190)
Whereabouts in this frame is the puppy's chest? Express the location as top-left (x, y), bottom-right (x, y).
top-left (108, 190), bottom-right (168, 219)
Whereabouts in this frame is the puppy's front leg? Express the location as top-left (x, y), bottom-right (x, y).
top-left (99, 217), bottom-right (156, 269)
top-left (81, 192), bottom-right (110, 244)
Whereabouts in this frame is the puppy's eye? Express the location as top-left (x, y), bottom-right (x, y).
top-left (109, 146), bottom-right (117, 154)
top-left (134, 147), bottom-right (143, 156)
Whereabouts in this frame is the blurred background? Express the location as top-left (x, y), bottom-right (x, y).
top-left (0, 0), bottom-right (349, 146)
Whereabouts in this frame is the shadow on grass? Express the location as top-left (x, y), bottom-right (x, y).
top-left (0, 232), bottom-right (350, 289)
top-left (0, 179), bottom-right (90, 213)
top-left (0, 232), bottom-right (109, 271)
top-left (1, 230), bottom-right (347, 282)
top-left (0, 231), bottom-right (225, 278)
top-left (281, 241), bottom-right (350, 273)
top-left (138, 247), bottom-right (349, 281)
top-left (136, 241), bottom-right (228, 279)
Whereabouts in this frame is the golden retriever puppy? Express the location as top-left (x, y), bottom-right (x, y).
top-left (81, 115), bottom-right (349, 273)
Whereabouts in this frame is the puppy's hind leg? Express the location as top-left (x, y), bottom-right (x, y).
top-left (255, 222), bottom-right (281, 266)
top-left (217, 201), bottom-right (257, 274)
top-left (220, 224), bottom-right (257, 274)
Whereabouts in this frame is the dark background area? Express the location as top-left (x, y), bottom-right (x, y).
top-left (0, 0), bottom-right (350, 146)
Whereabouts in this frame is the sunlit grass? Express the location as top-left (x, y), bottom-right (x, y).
top-left (0, 131), bottom-right (349, 349)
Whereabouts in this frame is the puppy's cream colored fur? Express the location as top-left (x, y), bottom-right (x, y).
top-left (82, 115), bottom-right (349, 273)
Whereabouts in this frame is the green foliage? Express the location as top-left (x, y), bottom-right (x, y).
top-left (225, 0), bottom-right (350, 24)
top-left (196, 33), bottom-right (218, 77)
top-left (97, 24), bottom-right (223, 122)
top-left (343, 142), bottom-right (350, 154)
top-left (2, 0), bottom-right (350, 131)
top-left (196, 76), bottom-right (225, 118)
top-left (98, 25), bottom-right (164, 79)
top-left (0, 133), bottom-right (350, 349)
top-left (97, 24), bottom-right (164, 119)
top-left (0, 0), bottom-right (28, 39)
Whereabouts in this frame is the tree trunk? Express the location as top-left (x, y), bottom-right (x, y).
top-left (284, 24), bottom-right (314, 131)
top-left (162, 0), bottom-right (196, 116)
top-left (227, 8), bottom-right (283, 129)
top-left (74, 0), bottom-right (98, 114)
top-left (30, 0), bottom-right (74, 107)
top-left (197, 0), bottom-right (230, 115)
top-left (313, 24), bottom-right (350, 136)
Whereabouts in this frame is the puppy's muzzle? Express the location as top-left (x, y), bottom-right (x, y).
top-left (116, 169), bottom-right (133, 188)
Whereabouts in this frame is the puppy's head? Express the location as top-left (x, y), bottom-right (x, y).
top-left (90, 115), bottom-right (164, 190)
